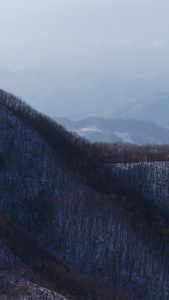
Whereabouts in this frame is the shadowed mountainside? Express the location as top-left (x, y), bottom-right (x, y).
top-left (1, 89), bottom-right (169, 299)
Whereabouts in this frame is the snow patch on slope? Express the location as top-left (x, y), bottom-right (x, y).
top-left (76, 127), bottom-right (102, 136)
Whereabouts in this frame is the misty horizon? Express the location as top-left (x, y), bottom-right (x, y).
top-left (1, 0), bottom-right (169, 124)
top-left (0, 0), bottom-right (169, 75)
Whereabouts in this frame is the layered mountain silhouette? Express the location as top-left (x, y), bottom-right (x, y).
top-left (1, 89), bottom-right (169, 299)
top-left (1, 69), bottom-right (169, 123)
top-left (112, 95), bottom-right (169, 129)
top-left (55, 116), bottom-right (169, 145)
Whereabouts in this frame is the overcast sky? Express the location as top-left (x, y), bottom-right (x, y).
top-left (0, 0), bottom-right (169, 76)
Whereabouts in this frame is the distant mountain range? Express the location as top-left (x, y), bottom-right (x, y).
top-left (113, 95), bottom-right (169, 129)
top-left (1, 69), bottom-right (169, 125)
top-left (54, 116), bottom-right (169, 145)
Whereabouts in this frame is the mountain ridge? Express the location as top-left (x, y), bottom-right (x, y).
top-left (54, 116), bottom-right (169, 145)
top-left (1, 89), bottom-right (169, 299)
top-left (1, 69), bottom-right (169, 121)
top-left (113, 95), bottom-right (169, 129)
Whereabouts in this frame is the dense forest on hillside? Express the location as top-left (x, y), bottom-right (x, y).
top-left (112, 161), bottom-right (169, 214)
top-left (1, 89), bottom-right (169, 299)
top-left (95, 142), bottom-right (169, 163)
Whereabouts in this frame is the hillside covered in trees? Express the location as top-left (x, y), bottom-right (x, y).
top-left (1, 89), bottom-right (169, 299)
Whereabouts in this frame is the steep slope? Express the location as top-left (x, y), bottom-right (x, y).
top-left (55, 116), bottom-right (169, 145)
top-left (1, 89), bottom-right (169, 299)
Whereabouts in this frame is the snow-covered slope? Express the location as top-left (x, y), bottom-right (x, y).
top-left (1, 282), bottom-right (68, 300)
top-left (0, 239), bottom-right (68, 300)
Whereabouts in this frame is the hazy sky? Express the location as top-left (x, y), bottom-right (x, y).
top-left (0, 0), bottom-right (169, 76)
